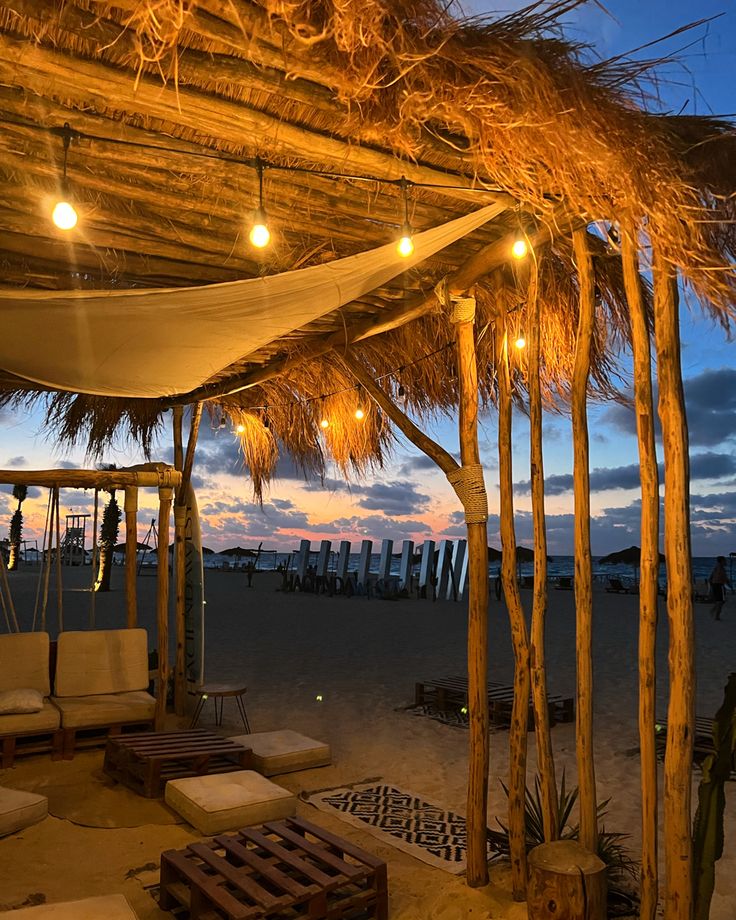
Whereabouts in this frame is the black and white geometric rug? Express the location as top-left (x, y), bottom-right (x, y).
top-left (306, 783), bottom-right (501, 874)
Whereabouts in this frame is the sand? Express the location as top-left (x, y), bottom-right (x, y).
top-left (1, 566), bottom-right (734, 918)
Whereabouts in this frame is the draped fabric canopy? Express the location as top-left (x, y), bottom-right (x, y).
top-left (0, 206), bottom-right (498, 399)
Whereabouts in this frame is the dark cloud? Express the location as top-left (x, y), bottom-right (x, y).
top-left (4, 455), bottom-right (26, 467)
top-left (355, 481), bottom-right (430, 516)
top-left (397, 452), bottom-right (461, 477)
top-left (603, 367), bottom-right (736, 448)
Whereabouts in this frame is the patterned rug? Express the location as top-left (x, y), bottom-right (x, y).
top-left (305, 783), bottom-right (501, 874)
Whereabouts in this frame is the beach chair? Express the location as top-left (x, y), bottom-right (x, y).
top-left (555, 576), bottom-right (573, 590)
top-left (605, 577), bottom-right (628, 594)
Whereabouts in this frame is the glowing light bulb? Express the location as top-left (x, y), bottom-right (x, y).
top-left (52, 200), bottom-right (78, 230)
top-left (236, 423), bottom-right (245, 434)
top-left (354, 407), bottom-right (365, 421)
top-left (320, 418), bottom-right (329, 430)
top-left (512, 237), bottom-right (528, 259)
top-left (515, 336), bottom-right (526, 350)
top-left (315, 694), bottom-right (323, 702)
top-left (249, 206), bottom-right (270, 248)
top-left (397, 221), bottom-right (414, 257)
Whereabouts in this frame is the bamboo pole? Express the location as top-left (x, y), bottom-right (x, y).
top-left (89, 488), bottom-right (99, 628)
top-left (173, 404), bottom-right (203, 716)
top-left (155, 486), bottom-right (174, 731)
top-left (124, 486), bottom-right (138, 628)
top-left (652, 242), bottom-right (694, 920)
top-left (0, 469), bottom-right (181, 489)
top-left (0, 546), bottom-right (19, 632)
top-left (496, 312), bottom-right (532, 897)
top-left (571, 228), bottom-right (597, 853)
top-left (454, 300), bottom-right (491, 890)
top-left (621, 219), bottom-right (660, 920)
top-left (54, 487), bottom-right (63, 633)
top-left (526, 257), bottom-right (558, 842)
top-left (341, 348), bottom-right (489, 887)
top-left (40, 491), bottom-right (54, 633)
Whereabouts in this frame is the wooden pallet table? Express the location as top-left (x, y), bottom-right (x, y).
top-left (159, 815), bottom-right (388, 920)
top-left (414, 675), bottom-right (574, 727)
top-left (103, 729), bottom-right (252, 798)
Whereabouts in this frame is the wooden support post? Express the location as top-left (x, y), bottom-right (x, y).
top-left (496, 312), bottom-right (532, 897)
top-left (124, 486), bottom-right (138, 628)
top-left (572, 228), bottom-right (597, 853)
top-left (54, 487), bottom-right (63, 633)
top-left (621, 219), bottom-right (660, 920)
top-left (156, 486), bottom-right (174, 731)
top-left (527, 258), bottom-right (558, 842)
top-left (340, 347), bottom-right (488, 886)
top-left (173, 403), bottom-right (202, 715)
top-left (653, 241), bottom-right (694, 920)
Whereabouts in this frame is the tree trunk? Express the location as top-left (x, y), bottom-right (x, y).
top-left (621, 219), bottom-right (660, 920)
top-left (527, 840), bottom-right (607, 920)
top-left (7, 541), bottom-right (19, 572)
top-left (95, 543), bottom-right (113, 592)
top-left (652, 241), bottom-right (694, 920)
top-left (571, 228), bottom-right (597, 853)
top-left (527, 257), bottom-right (558, 841)
top-left (496, 313), bottom-right (532, 898)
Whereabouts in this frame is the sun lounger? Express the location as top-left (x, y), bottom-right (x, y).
top-left (555, 576), bottom-right (573, 590)
top-left (605, 577), bottom-right (630, 594)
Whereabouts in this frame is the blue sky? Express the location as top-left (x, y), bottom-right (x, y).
top-left (1, 1), bottom-right (734, 557)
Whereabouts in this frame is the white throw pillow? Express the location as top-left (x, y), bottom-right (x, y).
top-left (0, 688), bottom-right (44, 715)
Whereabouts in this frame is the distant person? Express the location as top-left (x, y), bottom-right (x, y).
top-left (709, 556), bottom-right (731, 621)
top-left (245, 561), bottom-right (254, 587)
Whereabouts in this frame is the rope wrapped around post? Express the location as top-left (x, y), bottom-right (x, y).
top-left (435, 277), bottom-right (476, 325)
top-left (447, 463), bottom-right (489, 524)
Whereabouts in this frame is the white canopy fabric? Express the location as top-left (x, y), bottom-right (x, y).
top-left (0, 205), bottom-right (502, 398)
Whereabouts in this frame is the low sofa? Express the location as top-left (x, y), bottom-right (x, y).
top-left (0, 632), bottom-right (62, 768)
top-left (0, 628), bottom-right (155, 766)
top-left (51, 628), bottom-right (156, 758)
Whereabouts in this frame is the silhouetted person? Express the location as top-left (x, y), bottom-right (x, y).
top-left (709, 556), bottom-right (731, 621)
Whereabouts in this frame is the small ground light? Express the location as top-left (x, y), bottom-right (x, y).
top-left (315, 694), bottom-right (323, 702)
top-left (461, 706), bottom-right (468, 715)
top-left (512, 237), bottom-right (528, 259)
top-left (515, 336), bottom-right (527, 349)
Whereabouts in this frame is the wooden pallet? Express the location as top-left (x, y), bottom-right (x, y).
top-left (414, 675), bottom-right (574, 727)
top-left (159, 816), bottom-right (388, 920)
top-left (104, 729), bottom-right (251, 798)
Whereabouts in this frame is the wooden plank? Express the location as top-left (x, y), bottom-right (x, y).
top-left (188, 843), bottom-right (292, 912)
top-left (233, 828), bottom-right (341, 887)
top-left (206, 837), bottom-right (318, 900)
top-left (287, 816), bottom-right (388, 870)
top-left (162, 849), bottom-right (257, 919)
top-left (241, 824), bottom-right (361, 880)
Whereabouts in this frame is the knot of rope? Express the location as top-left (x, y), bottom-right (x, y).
top-left (434, 277), bottom-right (476, 325)
top-left (157, 468), bottom-right (177, 488)
top-left (446, 463), bottom-right (488, 524)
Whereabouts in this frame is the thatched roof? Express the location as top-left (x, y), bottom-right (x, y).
top-left (0, 1), bottom-right (734, 487)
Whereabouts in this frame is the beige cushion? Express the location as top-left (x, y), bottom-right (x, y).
top-left (0, 632), bottom-right (50, 695)
top-left (0, 700), bottom-right (60, 735)
top-left (0, 688), bottom-right (44, 715)
top-left (229, 730), bottom-right (331, 776)
top-left (51, 691), bottom-right (155, 729)
top-left (54, 629), bottom-right (149, 697)
top-left (0, 786), bottom-right (48, 837)
top-left (165, 770), bottom-right (296, 835)
top-left (9, 895), bottom-right (138, 918)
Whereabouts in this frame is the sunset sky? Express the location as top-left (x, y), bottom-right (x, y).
top-left (1, 1), bottom-right (734, 557)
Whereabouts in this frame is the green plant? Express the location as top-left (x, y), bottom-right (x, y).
top-left (94, 492), bottom-right (121, 592)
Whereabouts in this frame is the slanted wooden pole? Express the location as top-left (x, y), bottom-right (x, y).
top-left (54, 486), bottom-right (63, 633)
top-left (341, 343), bottom-right (490, 888)
top-left (621, 219), bottom-right (660, 920)
top-left (526, 258), bottom-right (558, 841)
top-left (173, 403), bottom-right (203, 716)
top-left (155, 485), bottom-right (174, 731)
top-left (124, 486), bottom-right (138, 628)
top-left (571, 228), bottom-right (598, 852)
top-left (496, 310), bottom-right (532, 897)
top-left (89, 488), bottom-right (99, 628)
top-left (652, 241), bottom-right (694, 920)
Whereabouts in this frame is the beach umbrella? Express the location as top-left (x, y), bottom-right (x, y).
top-left (220, 546), bottom-right (257, 557)
top-left (113, 541), bottom-right (148, 553)
top-left (599, 545), bottom-right (665, 584)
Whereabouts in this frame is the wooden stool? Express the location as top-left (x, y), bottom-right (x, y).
top-left (190, 683), bottom-right (251, 732)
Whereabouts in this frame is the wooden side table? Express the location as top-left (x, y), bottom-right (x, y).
top-left (190, 682), bottom-right (251, 732)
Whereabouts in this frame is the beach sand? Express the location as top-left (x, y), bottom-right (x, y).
top-left (1, 566), bottom-right (734, 918)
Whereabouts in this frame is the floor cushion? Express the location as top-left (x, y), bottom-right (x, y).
top-left (229, 729), bottom-right (331, 776)
top-left (9, 895), bottom-right (138, 918)
top-left (0, 786), bottom-right (48, 837)
top-left (164, 770), bottom-right (296, 835)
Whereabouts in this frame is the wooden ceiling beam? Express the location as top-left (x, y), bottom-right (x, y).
top-left (0, 29), bottom-right (509, 205)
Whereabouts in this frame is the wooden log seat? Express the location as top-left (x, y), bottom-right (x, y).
top-left (51, 628), bottom-right (155, 759)
top-left (228, 730), bottom-right (331, 777)
top-left (0, 632), bottom-right (62, 767)
top-left (165, 770), bottom-right (297, 835)
top-left (0, 785), bottom-right (48, 837)
top-left (527, 840), bottom-right (607, 920)
top-left (9, 895), bottom-right (139, 918)
top-left (159, 816), bottom-right (388, 920)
